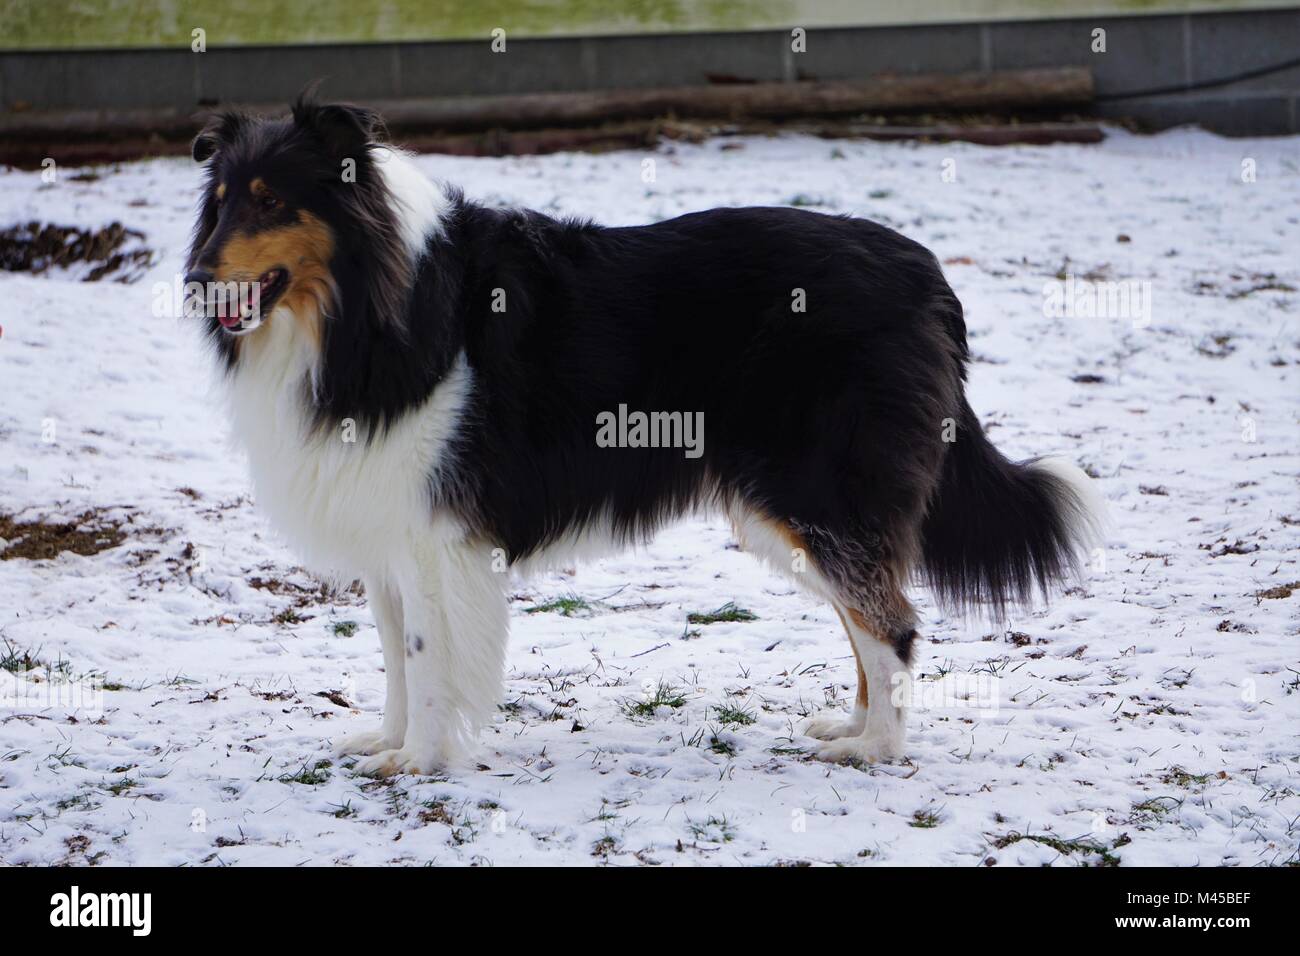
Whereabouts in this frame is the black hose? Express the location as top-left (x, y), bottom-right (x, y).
top-left (1095, 53), bottom-right (1300, 102)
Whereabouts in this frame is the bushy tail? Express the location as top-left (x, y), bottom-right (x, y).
top-left (920, 402), bottom-right (1106, 620)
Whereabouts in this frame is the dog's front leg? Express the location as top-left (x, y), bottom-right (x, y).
top-left (355, 530), bottom-right (509, 776)
top-left (335, 577), bottom-right (406, 756)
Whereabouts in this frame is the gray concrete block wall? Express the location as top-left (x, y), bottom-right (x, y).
top-left (587, 32), bottom-right (789, 88)
top-left (1, 9), bottom-right (1297, 135)
top-left (196, 43), bottom-right (406, 105)
top-left (1188, 9), bottom-right (1300, 91)
top-left (399, 37), bottom-right (593, 97)
top-left (800, 24), bottom-right (987, 79)
top-left (986, 15), bottom-right (1187, 92)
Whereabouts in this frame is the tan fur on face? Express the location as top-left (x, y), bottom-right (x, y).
top-left (216, 183), bottom-right (227, 201)
top-left (216, 210), bottom-right (335, 352)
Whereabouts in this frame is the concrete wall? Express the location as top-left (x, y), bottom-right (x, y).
top-left (1, 7), bottom-right (1298, 135)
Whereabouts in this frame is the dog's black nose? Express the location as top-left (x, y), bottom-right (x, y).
top-left (184, 269), bottom-right (213, 288)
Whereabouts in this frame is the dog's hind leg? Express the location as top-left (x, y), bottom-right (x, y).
top-left (803, 607), bottom-right (869, 740)
top-left (765, 515), bottom-right (919, 763)
top-left (814, 573), bottom-right (917, 765)
top-left (355, 525), bottom-right (509, 776)
top-left (335, 577), bottom-right (406, 756)
top-left (727, 505), bottom-right (875, 744)
top-left (728, 503), bottom-right (917, 762)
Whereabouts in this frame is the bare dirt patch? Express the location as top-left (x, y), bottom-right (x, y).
top-left (0, 509), bottom-right (127, 560)
top-left (1255, 581), bottom-right (1299, 600)
top-left (0, 221), bottom-right (154, 282)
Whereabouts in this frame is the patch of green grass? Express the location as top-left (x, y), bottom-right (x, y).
top-left (449, 818), bottom-right (478, 846)
top-left (1130, 796), bottom-right (1182, 825)
top-left (909, 808), bottom-right (943, 828)
top-left (687, 602), bottom-right (757, 625)
top-left (418, 798), bottom-right (478, 843)
top-left (523, 594), bottom-right (592, 617)
top-left (56, 792), bottom-right (97, 812)
top-left (592, 834), bottom-right (620, 858)
top-left (104, 776), bottom-right (138, 796)
top-left (279, 759), bottom-right (332, 786)
top-left (708, 733), bottom-right (736, 757)
top-left (711, 702), bottom-right (756, 727)
top-left (1, 639), bottom-right (40, 674)
top-left (687, 814), bottom-right (736, 843)
top-left (0, 640), bottom-right (73, 682)
top-left (1162, 766), bottom-right (1213, 788)
top-left (993, 831), bottom-right (1130, 867)
top-left (331, 620), bottom-right (359, 638)
top-left (588, 799), bottom-right (621, 824)
top-left (48, 746), bottom-right (83, 768)
top-left (623, 680), bottom-right (688, 719)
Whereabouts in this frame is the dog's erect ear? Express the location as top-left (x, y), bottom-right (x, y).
top-left (292, 98), bottom-right (385, 157)
top-left (192, 111), bottom-right (246, 163)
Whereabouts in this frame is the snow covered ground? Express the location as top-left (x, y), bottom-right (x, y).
top-left (0, 127), bottom-right (1296, 867)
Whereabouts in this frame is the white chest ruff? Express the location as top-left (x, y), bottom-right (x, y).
top-left (224, 318), bottom-right (471, 578)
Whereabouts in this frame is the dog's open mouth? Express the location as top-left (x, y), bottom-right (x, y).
top-left (216, 267), bottom-right (290, 330)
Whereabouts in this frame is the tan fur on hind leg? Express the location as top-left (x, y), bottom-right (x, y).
top-left (724, 502), bottom-right (915, 763)
top-left (804, 606), bottom-right (869, 740)
top-left (813, 580), bottom-right (917, 765)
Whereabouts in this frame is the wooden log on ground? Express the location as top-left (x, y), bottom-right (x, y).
top-left (0, 67), bottom-right (1094, 144)
top-left (406, 122), bottom-right (1106, 156)
top-left (375, 67), bottom-right (1094, 130)
top-left (839, 123), bottom-right (1106, 146)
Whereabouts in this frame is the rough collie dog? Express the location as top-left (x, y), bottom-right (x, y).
top-left (185, 97), bottom-right (1104, 775)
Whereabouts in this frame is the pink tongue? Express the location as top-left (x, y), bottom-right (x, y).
top-left (214, 283), bottom-right (265, 327)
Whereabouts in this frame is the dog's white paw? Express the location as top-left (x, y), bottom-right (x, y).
top-left (803, 711), bottom-right (866, 741)
top-left (334, 727), bottom-right (403, 757)
top-left (815, 732), bottom-right (903, 767)
top-left (353, 745), bottom-right (444, 777)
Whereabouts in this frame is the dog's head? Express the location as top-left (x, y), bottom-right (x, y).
top-left (185, 97), bottom-right (387, 346)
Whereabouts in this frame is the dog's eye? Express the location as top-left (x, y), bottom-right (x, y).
top-left (259, 194), bottom-right (283, 212)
